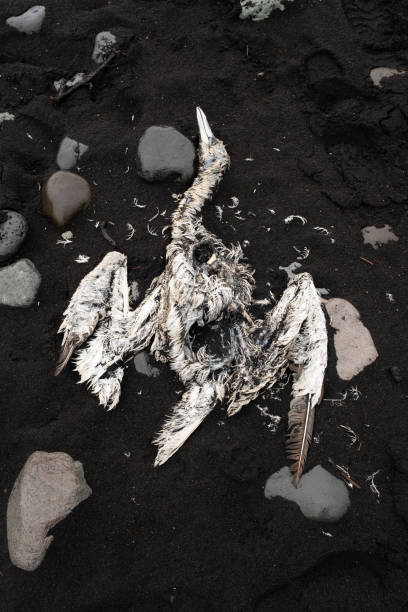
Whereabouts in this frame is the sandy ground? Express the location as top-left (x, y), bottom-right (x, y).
top-left (1, 0), bottom-right (408, 610)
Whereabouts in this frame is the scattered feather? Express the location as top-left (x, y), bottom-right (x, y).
top-left (323, 391), bottom-right (348, 406)
top-left (148, 207), bottom-right (160, 223)
top-left (385, 292), bottom-right (395, 303)
top-left (56, 238), bottom-right (72, 247)
top-left (215, 205), bottom-right (223, 221)
top-left (349, 385), bottom-right (362, 400)
top-left (75, 254), bottom-right (90, 263)
top-left (338, 425), bottom-right (359, 446)
top-left (284, 215), bottom-right (307, 225)
top-left (321, 530), bottom-right (333, 537)
top-left (126, 223), bottom-right (136, 240)
top-left (328, 458), bottom-right (360, 489)
top-left (366, 470), bottom-right (381, 502)
top-left (313, 226), bottom-right (330, 236)
top-left (293, 246), bottom-right (310, 260)
top-left (268, 208), bottom-right (276, 215)
top-left (133, 198), bottom-right (146, 208)
top-left (147, 223), bottom-right (159, 236)
top-left (228, 197), bottom-right (239, 209)
top-left (256, 405), bottom-right (281, 432)
top-left (253, 298), bottom-right (271, 306)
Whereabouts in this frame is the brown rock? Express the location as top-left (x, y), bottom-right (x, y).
top-left (42, 171), bottom-right (91, 228)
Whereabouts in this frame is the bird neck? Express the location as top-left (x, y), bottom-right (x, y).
top-left (171, 163), bottom-right (226, 240)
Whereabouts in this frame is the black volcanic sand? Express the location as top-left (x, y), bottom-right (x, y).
top-left (1, 1), bottom-right (408, 610)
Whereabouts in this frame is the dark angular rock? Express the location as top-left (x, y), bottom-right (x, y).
top-left (0, 210), bottom-right (28, 261)
top-left (389, 366), bottom-right (403, 383)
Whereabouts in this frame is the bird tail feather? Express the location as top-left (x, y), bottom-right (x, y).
top-left (154, 381), bottom-right (217, 466)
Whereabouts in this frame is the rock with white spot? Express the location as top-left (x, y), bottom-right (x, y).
top-left (7, 452), bottom-right (91, 571)
top-left (0, 259), bottom-right (41, 307)
top-left (0, 210), bottom-right (28, 262)
top-left (92, 31), bottom-right (117, 64)
top-left (325, 298), bottom-right (378, 380)
top-left (6, 6), bottom-right (45, 34)
top-left (265, 465), bottom-right (350, 521)
top-left (56, 137), bottom-right (88, 171)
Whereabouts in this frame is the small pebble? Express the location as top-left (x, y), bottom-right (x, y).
top-left (370, 67), bottom-right (405, 88)
top-left (56, 137), bottom-right (88, 171)
top-left (361, 225), bottom-right (399, 249)
top-left (0, 259), bottom-right (41, 307)
top-left (389, 366), bottom-right (402, 383)
top-left (42, 171), bottom-right (91, 228)
top-left (137, 126), bottom-right (195, 183)
top-left (6, 5), bottom-right (45, 34)
top-left (92, 31), bottom-right (117, 64)
top-left (61, 230), bottom-right (73, 241)
top-left (134, 351), bottom-right (160, 377)
top-left (0, 210), bottom-right (28, 262)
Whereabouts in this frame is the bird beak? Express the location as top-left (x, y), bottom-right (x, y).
top-left (196, 107), bottom-right (216, 146)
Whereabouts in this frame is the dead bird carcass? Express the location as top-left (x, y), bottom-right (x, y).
top-left (55, 108), bottom-right (327, 484)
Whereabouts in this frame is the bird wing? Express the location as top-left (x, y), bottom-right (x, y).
top-left (55, 251), bottom-right (127, 375)
top-left (153, 381), bottom-right (217, 466)
top-left (286, 278), bottom-right (327, 486)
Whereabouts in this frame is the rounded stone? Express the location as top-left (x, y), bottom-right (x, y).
top-left (42, 171), bottom-right (91, 228)
top-left (0, 258), bottom-right (41, 307)
top-left (7, 451), bottom-right (92, 571)
top-left (137, 126), bottom-right (195, 183)
top-left (0, 210), bottom-right (28, 262)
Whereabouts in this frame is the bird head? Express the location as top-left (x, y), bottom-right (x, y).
top-left (196, 107), bottom-right (230, 174)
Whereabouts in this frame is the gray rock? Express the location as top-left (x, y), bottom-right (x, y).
top-left (92, 31), bottom-right (117, 64)
top-left (265, 465), bottom-right (350, 522)
top-left (137, 126), bottom-right (195, 183)
top-left (0, 210), bottom-right (28, 262)
top-left (6, 6), bottom-right (46, 34)
top-left (56, 137), bottom-right (88, 171)
top-left (134, 351), bottom-right (160, 377)
top-left (7, 452), bottom-right (92, 571)
top-left (42, 171), bottom-right (91, 228)
top-left (0, 258), bottom-right (41, 307)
